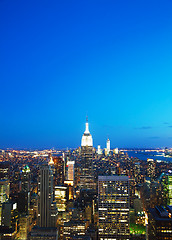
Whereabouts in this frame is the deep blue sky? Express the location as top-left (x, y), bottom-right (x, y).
top-left (1, 0), bottom-right (172, 149)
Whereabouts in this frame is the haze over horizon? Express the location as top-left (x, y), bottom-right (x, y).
top-left (1, 0), bottom-right (172, 149)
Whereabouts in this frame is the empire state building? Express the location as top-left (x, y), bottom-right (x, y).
top-left (80, 118), bottom-right (95, 189)
top-left (81, 118), bottom-right (93, 148)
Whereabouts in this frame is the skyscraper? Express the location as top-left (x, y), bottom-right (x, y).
top-left (18, 165), bottom-right (31, 214)
top-left (148, 206), bottom-right (172, 239)
top-left (67, 161), bottom-right (75, 181)
top-left (53, 155), bottom-right (64, 186)
top-left (80, 118), bottom-right (95, 189)
top-left (0, 162), bottom-right (9, 180)
top-left (160, 172), bottom-right (172, 205)
top-left (98, 175), bottom-right (130, 240)
top-left (97, 145), bottom-right (102, 155)
top-left (0, 179), bottom-right (10, 225)
top-left (106, 138), bottom-right (110, 155)
top-left (147, 159), bottom-right (156, 180)
top-left (38, 163), bottom-right (56, 228)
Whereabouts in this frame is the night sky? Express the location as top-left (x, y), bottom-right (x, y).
top-left (1, 0), bottom-right (172, 149)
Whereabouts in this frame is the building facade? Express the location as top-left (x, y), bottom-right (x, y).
top-left (148, 205), bottom-right (172, 239)
top-left (98, 175), bottom-right (130, 240)
top-left (38, 164), bottom-right (56, 228)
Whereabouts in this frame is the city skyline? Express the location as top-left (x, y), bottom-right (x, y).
top-left (1, 0), bottom-right (172, 149)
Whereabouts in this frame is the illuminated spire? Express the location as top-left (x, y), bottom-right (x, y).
top-left (85, 116), bottom-right (89, 134)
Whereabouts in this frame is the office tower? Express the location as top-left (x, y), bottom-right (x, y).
top-left (147, 159), bottom-right (156, 180)
top-left (148, 181), bottom-right (162, 208)
top-left (29, 163), bottom-right (58, 239)
top-left (49, 155), bottom-right (55, 187)
top-left (1, 202), bottom-right (18, 235)
top-left (114, 148), bottom-right (119, 154)
top-left (63, 220), bottom-right (87, 239)
top-left (65, 160), bottom-right (75, 200)
top-left (168, 175), bottom-right (172, 205)
top-left (21, 165), bottom-right (31, 192)
top-left (106, 138), bottom-right (110, 155)
top-left (148, 206), bottom-right (172, 239)
top-left (38, 163), bottom-right (56, 228)
top-left (0, 179), bottom-right (10, 225)
top-left (98, 175), bottom-right (130, 240)
top-left (129, 178), bottom-right (135, 208)
top-left (80, 118), bottom-right (95, 189)
top-left (80, 189), bottom-right (97, 224)
top-left (67, 161), bottom-right (75, 181)
top-left (18, 165), bottom-right (31, 214)
top-left (18, 191), bottom-right (29, 214)
top-left (97, 145), bottom-right (102, 155)
top-left (134, 162), bottom-right (142, 184)
top-left (54, 186), bottom-right (67, 212)
top-left (1, 201), bottom-right (11, 227)
top-left (53, 155), bottom-right (64, 186)
top-left (19, 214), bottom-right (30, 240)
top-left (0, 162), bottom-right (9, 180)
top-left (160, 172), bottom-right (172, 205)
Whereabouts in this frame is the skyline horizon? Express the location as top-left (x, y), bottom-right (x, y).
top-left (0, 117), bottom-right (172, 150)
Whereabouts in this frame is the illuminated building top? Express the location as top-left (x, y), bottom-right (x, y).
top-left (81, 118), bottom-right (93, 147)
top-left (22, 165), bottom-right (30, 173)
top-left (49, 156), bottom-right (54, 165)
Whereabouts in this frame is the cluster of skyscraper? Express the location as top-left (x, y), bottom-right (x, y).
top-left (1, 119), bottom-right (172, 239)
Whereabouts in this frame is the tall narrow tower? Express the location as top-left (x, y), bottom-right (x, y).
top-left (80, 118), bottom-right (95, 189)
top-left (81, 117), bottom-right (93, 176)
top-left (106, 138), bottom-right (110, 155)
top-left (38, 164), bottom-right (53, 228)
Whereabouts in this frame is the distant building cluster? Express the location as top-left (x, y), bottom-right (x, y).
top-left (0, 119), bottom-right (172, 239)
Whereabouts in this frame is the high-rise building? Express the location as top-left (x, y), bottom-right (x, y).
top-left (53, 155), bottom-right (64, 186)
top-left (54, 186), bottom-right (67, 212)
top-left (1, 201), bottom-right (12, 227)
top-left (67, 161), bottom-right (75, 181)
top-left (114, 148), bottom-right (119, 154)
top-left (19, 214), bottom-right (30, 240)
top-left (106, 138), bottom-right (110, 155)
top-left (81, 117), bottom-right (93, 176)
top-left (160, 172), bottom-right (172, 205)
top-left (147, 159), bottom-right (156, 180)
top-left (0, 162), bottom-right (9, 180)
top-left (80, 118), bottom-right (95, 189)
top-left (148, 206), bottom-right (172, 239)
top-left (38, 164), bottom-right (57, 228)
top-left (98, 175), bottom-right (130, 240)
top-left (65, 160), bottom-right (75, 200)
top-left (29, 163), bottom-right (58, 239)
top-left (63, 220), bottom-right (87, 239)
top-left (0, 179), bottom-right (10, 225)
top-left (19, 165), bottom-right (31, 214)
top-left (21, 165), bottom-right (31, 192)
top-left (97, 145), bottom-right (102, 155)
top-left (134, 162), bottom-right (142, 184)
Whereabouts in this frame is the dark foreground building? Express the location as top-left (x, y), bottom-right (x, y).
top-left (148, 205), bottom-right (172, 239)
